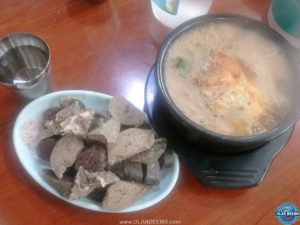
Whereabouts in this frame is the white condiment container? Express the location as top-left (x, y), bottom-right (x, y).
top-left (151, 0), bottom-right (213, 29)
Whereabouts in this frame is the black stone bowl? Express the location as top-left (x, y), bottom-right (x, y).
top-left (155, 14), bottom-right (300, 153)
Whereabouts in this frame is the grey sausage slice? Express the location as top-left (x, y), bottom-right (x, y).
top-left (108, 95), bottom-right (145, 126)
top-left (101, 181), bottom-right (150, 211)
top-left (124, 161), bottom-right (143, 182)
top-left (39, 128), bottom-right (54, 141)
top-left (36, 138), bottom-right (58, 161)
top-left (74, 145), bottom-right (107, 172)
top-left (143, 160), bottom-right (161, 185)
top-left (107, 128), bottom-right (154, 165)
top-left (107, 161), bottom-right (125, 179)
top-left (87, 118), bottom-right (120, 145)
top-left (158, 149), bottom-right (174, 169)
top-left (43, 169), bottom-right (74, 198)
top-left (50, 135), bottom-right (84, 179)
top-left (130, 138), bottom-right (167, 164)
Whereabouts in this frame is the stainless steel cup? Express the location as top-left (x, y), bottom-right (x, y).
top-left (0, 32), bottom-right (52, 100)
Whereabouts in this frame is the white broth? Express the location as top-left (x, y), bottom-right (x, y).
top-left (164, 21), bottom-right (291, 136)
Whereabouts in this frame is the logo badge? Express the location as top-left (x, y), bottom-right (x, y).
top-left (275, 203), bottom-right (300, 224)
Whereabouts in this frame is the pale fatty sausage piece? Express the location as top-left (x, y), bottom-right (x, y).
top-left (108, 95), bottom-right (145, 126)
top-left (55, 101), bottom-right (84, 124)
top-left (107, 128), bottom-right (154, 165)
top-left (101, 180), bottom-right (150, 211)
top-left (60, 109), bottom-right (95, 138)
top-left (69, 166), bottom-right (120, 200)
top-left (50, 135), bottom-right (84, 179)
top-left (44, 101), bottom-right (84, 135)
top-left (59, 96), bottom-right (86, 110)
top-left (89, 109), bottom-right (109, 131)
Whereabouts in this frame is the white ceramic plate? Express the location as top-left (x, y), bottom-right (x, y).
top-left (13, 90), bottom-right (179, 213)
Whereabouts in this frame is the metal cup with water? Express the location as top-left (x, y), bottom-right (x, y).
top-left (0, 33), bottom-right (52, 100)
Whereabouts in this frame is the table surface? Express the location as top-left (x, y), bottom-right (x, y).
top-left (1, 0), bottom-right (300, 225)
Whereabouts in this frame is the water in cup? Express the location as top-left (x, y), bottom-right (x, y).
top-left (0, 46), bottom-right (48, 84)
top-left (0, 33), bottom-right (52, 100)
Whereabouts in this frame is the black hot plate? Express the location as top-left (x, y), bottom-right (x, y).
top-left (144, 67), bottom-right (294, 189)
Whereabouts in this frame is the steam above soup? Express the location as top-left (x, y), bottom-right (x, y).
top-left (164, 21), bottom-right (291, 136)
